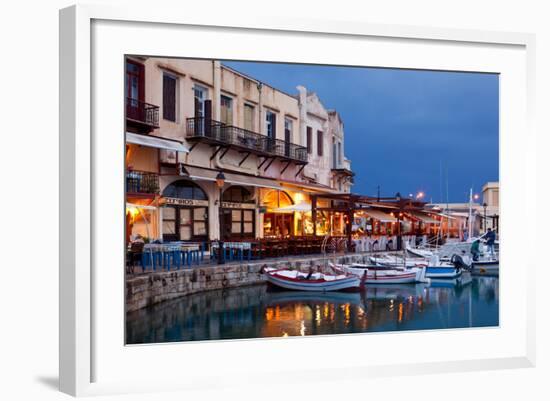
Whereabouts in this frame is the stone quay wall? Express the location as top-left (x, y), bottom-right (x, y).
top-left (126, 252), bottom-right (376, 312)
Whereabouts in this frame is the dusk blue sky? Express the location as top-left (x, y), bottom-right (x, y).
top-left (224, 61), bottom-right (499, 203)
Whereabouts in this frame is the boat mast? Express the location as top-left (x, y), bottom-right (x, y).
top-left (468, 187), bottom-right (473, 240)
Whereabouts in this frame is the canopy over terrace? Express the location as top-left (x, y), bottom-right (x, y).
top-left (310, 192), bottom-right (431, 251)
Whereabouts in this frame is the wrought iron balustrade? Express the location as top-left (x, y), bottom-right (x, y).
top-left (186, 117), bottom-right (308, 163)
top-left (126, 97), bottom-right (160, 129)
top-left (126, 170), bottom-right (160, 194)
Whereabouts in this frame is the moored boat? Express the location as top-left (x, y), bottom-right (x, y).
top-left (405, 245), bottom-right (434, 259)
top-left (331, 263), bottom-right (428, 284)
top-left (370, 255), bottom-right (428, 268)
top-left (264, 268), bottom-right (361, 292)
top-left (429, 272), bottom-right (472, 287)
top-left (424, 266), bottom-right (462, 279)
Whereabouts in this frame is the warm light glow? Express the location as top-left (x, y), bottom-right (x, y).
top-left (126, 206), bottom-right (140, 219)
top-left (416, 191), bottom-right (425, 199)
top-left (473, 194), bottom-right (480, 200)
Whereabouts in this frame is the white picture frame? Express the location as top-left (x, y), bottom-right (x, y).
top-left (59, 4), bottom-right (536, 397)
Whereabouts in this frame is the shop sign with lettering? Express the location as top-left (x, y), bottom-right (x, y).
top-left (221, 202), bottom-right (256, 210)
top-left (161, 197), bottom-right (209, 207)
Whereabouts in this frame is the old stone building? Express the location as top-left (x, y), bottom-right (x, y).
top-left (125, 57), bottom-right (354, 243)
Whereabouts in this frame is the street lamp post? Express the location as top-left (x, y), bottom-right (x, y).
top-left (483, 202), bottom-right (488, 232)
top-left (216, 171), bottom-right (226, 265)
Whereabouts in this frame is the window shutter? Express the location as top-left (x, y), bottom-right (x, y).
top-left (317, 130), bottom-right (323, 156)
top-left (163, 75), bottom-right (176, 122)
top-left (194, 96), bottom-right (200, 119)
top-left (271, 113), bottom-right (276, 138)
top-left (306, 127), bottom-right (312, 154)
top-left (204, 99), bottom-right (212, 136)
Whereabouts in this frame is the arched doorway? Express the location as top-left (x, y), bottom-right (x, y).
top-left (221, 186), bottom-right (255, 240)
top-left (161, 180), bottom-right (208, 242)
top-left (262, 190), bottom-right (294, 238)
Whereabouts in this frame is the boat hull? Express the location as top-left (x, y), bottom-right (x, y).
top-left (425, 266), bottom-right (462, 279)
top-left (265, 272), bottom-right (360, 292)
top-left (341, 264), bottom-right (425, 284)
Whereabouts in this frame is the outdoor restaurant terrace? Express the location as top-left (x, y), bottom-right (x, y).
top-left (126, 192), bottom-right (449, 274)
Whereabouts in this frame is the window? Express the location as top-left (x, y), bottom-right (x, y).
top-left (222, 186), bottom-right (254, 203)
top-left (338, 142), bottom-right (342, 166)
top-left (332, 138), bottom-right (337, 168)
top-left (162, 180), bottom-right (207, 200)
top-left (193, 85), bottom-right (208, 118)
top-left (222, 186), bottom-right (255, 239)
top-left (125, 60), bottom-right (144, 102)
top-left (306, 126), bottom-right (312, 154)
top-left (163, 73), bottom-right (177, 122)
top-left (284, 118), bottom-right (292, 157)
top-left (220, 95), bottom-right (233, 125)
top-left (125, 60), bottom-right (144, 122)
top-left (244, 104), bottom-right (254, 131)
top-left (317, 130), bottom-right (323, 156)
top-left (266, 111), bottom-right (276, 139)
top-left (161, 180), bottom-right (209, 242)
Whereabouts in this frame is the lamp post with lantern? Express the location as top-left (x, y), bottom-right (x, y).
top-left (216, 171), bottom-right (226, 265)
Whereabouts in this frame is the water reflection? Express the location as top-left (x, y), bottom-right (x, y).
top-left (126, 273), bottom-right (499, 344)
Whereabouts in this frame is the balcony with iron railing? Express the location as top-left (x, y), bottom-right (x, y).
top-left (126, 170), bottom-right (160, 195)
top-left (331, 157), bottom-right (354, 183)
top-left (186, 117), bottom-right (308, 164)
top-left (126, 97), bottom-right (160, 133)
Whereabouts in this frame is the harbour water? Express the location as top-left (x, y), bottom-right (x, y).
top-left (126, 273), bottom-right (498, 344)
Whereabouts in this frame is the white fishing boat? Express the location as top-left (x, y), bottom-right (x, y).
top-left (405, 245), bottom-right (434, 259)
top-left (331, 263), bottom-right (429, 284)
top-left (264, 268), bottom-right (361, 292)
top-left (370, 254), bottom-right (428, 268)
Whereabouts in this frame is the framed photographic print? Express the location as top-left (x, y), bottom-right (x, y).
top-left (60, 4), bottom-right (536, 396)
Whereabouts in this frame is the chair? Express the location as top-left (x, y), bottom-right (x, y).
top-left (126, 242), bottom-right (145, 274)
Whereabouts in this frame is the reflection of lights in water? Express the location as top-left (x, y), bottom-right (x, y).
top-left (265, 308), bottom-right (274, 321)
top-left (344, 304), bottom-right (351, 325)
top-left (300, 320), bottom-right (306, 336)
top-left (275, 306), bottom-right (280, 319)
top-left (398, 303), bottom-right (403, 323)
top-left (357, 307), bottom-right (365, 317)
top-left (323, 303), bottom-right (329, 319)
top-left (389, 299), bottom-right (394, 312)
top-left (315, 306), bottom-right (321, 326)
